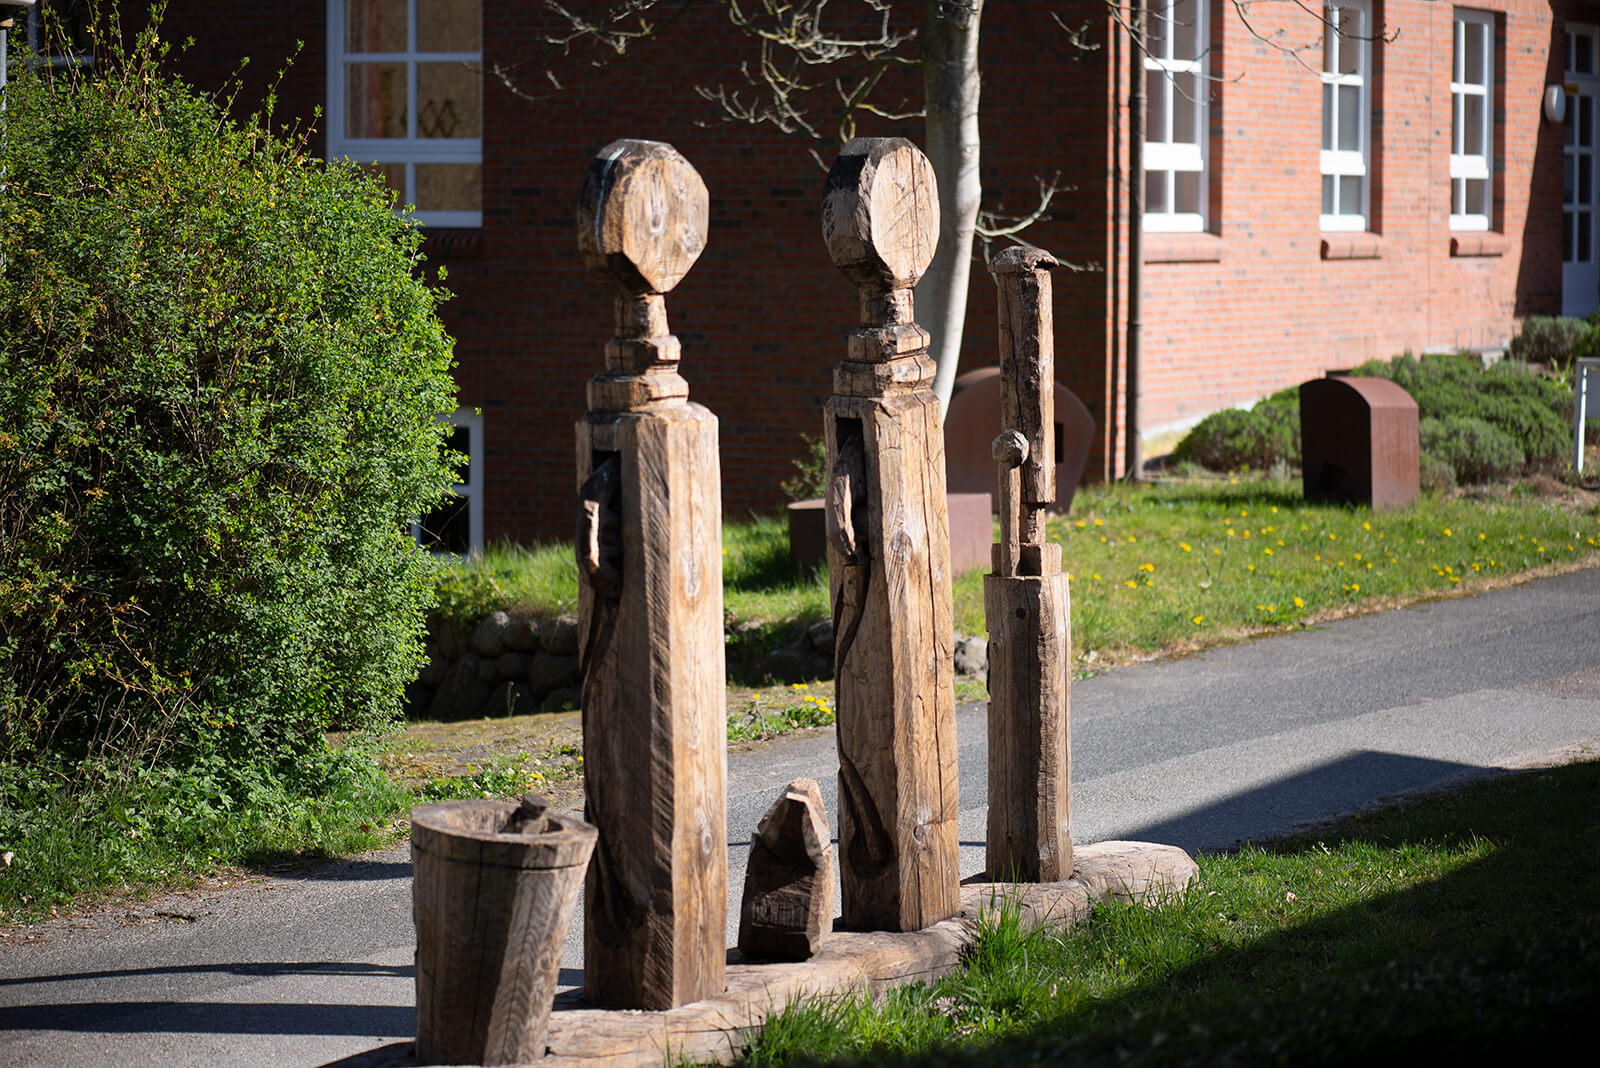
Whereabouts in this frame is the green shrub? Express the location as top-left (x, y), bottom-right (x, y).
top-left (1172, 387), bottom-right (1300, 472)
top-left (1417, 450), bottom-right (1457, 495)
top-left (1420, 416), bottom-right (1524, 484)
top-left (0, 18), bottom-right (458, 770)
top-left (1509, 316), bottom-right (1590, 369)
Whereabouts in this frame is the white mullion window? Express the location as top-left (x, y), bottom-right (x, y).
top-left (1449, 9), bottom-right (1494, 231)
top-left (1144, 0), bottom-right (1209, 233)
top-left (327, 0), bottom-right (482, 228)
top-left (1320, 0), bottom-right (1370, 231)
top-left (414, 408), bottom-right (483, 556)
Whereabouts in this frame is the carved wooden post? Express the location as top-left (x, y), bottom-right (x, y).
top-left (821, 137), bottom-right (960, 932)
top-left (574, 139), bottom-right (726, 1009)
top-left (984, 247), bottom-right (1073, 883)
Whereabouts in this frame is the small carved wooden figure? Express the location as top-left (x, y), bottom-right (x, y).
top-left (984, 247), bottom-right (1073, 883)
top-left (574, 139), bottom-right (726, 1010)
top-left (737, 778), bottom-right (834, 960)
top-left (820, 137), bottom-right (960, 933)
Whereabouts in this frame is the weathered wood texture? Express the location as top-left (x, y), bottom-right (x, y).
top-left (738, 778), bottom-right (834, 961)
top-left (820, 138), bottom-right (960, 934)
top-left (533, 841), bottom-right (1198, 1067)
top-left (985, 246), bottom-right (1072, 883)
top-left (411, 800), bottom-right (596, 1066)
top-left (575, 139), bottom-right (727, 1011)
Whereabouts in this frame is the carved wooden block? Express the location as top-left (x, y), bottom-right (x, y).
top-left (821, 137), bottom-right (960, 933)
top-left (737, 778), bottom-right (834, 960)
top-left (984, 247), bottom-right (1073, 883)
top-left (574, 139), bottom-right (726, 1010)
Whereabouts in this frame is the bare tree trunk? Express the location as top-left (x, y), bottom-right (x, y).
top-left (916, 0), bottom-right (984, 417)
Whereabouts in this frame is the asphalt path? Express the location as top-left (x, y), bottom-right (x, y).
top-left (4, 566), bottom-right (1600, 1066)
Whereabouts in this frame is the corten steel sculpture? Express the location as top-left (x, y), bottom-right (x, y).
top-left (1300, 376), bottom-right (1420, 510)
top-left (821, 137), bottom-right (960, 933)
top-left (984, 247), bottom-right (1073, 883)
top-left (574, 139), bottom-right (726, 1010)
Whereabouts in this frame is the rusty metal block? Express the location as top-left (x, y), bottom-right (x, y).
top-left (944, 367), bottom-right (1095, 513)
top-left (1300, 376), bottom-right (1420, 510)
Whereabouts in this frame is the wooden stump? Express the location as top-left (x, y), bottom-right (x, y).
top-left (821, 137), bottom-right (960, 933)
top-left (984, 246), bottom-right (1073, 882)
top-left (738, 778), bottom-right (834, 960)
top-left (574, 139), bottom-right (727, 1010)
top-left (412, 798), bottom-right (597, 1066)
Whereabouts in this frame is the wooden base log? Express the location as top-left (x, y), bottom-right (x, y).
top-left (577, 403), bottom-right (727, 1010)
top-left (984, 561), bottom-right (1073, 882)
top-left (412, 798), bottom-right (597, 1066)
top-left (738, 778), bottom-right (834, 960)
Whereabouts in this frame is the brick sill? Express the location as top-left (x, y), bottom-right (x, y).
top-left (1449, 232), bottom-right (1508, 258)
top-left (1320, 233), bottom-right (1384, 260)
top-left (420, 228), bottom-right (484, 262)
top-left (1144, 232), bottom-right (1223, 264)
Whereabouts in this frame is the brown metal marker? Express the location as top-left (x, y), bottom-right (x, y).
top-left (821, 137), bottom-right (960, 932)
top-left (574, 139), bottom-right (726, 1009)
top-left (984, 247), bottom-right (1073, 883)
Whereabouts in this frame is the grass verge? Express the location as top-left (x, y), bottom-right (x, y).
top-left (738, 754), bottom-right (1600, 1066)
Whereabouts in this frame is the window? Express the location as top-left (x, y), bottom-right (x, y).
top-left (1449, 10), bottom-right (1494, 231)
top-left (1320, 0), bottom-right (1370, 231)
top-left (24, 0), bottom-right (93, 70)
top-left (327, 0), bottom-right (482, 228)
top-left (415, 409), bottom-right (482, 556)
top-left (1564, 25), bottom-right (1597, 269)
top-left (1144, 0), bottom-right (1208, 232)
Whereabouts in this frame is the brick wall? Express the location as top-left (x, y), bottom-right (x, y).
top-left (142, 0), bottom-right (1581, 541)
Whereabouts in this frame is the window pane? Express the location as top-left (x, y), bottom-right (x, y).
top-left (1583, 95), bottom-right (1595, 149)
top-left (1323, 12), bottom-right (1336, 74)
top-left (419, 494), bottom-right (472, 555)
top-left (1463, 93), bottom-right (1484, 157)
top-left (1579, 32), bottom-right (1595, 76)
top-left (444, 426), bottom-right (471, 483)
top-left (1322, 174), bottom-right (1335, 214)
top-left (1146, 170), bottom-right (1168, 214)
top-left (1464, 177), bottom-right (1487, 217)
top-left (1452, 178), bottom-right (1463, 216)
top-left (1338, 6), bottom-right (1362, 75)
top-left (1149, 0), bottom-right (1168, 59)
top-left (345, 63), bottom-right (407, 138)
top-left (418, 0), bottom-right (481, 52)
top-left (1582, 211), bottom-right (1593, 262)
top-left (1464, 21), bottom-right (1486, 87)
top-left (1172, 72), bottom-right (1199, 144)
top-left (1175, 169), bottom-right (1202, 214)
top-left (347, 0), bottom-right (407, 53)
top-left (1322, 82), bottom-right (1334, 150)
top-left (416, 163), bottom-right (482, 212)
top-left (1339, 175), bottom-right (1362, 215)
top-left (1173, 0), bottom-right (1199, 61)
top-left (417, 62), bottom-right (482, 138)
top-left (1566, 212), bottom-right (1575, 262)
top-left (1338, 84), bottom-right (1360, 151)
top-left (1452, 94), bottom-right (1462, 154)
top-left (1147, 69), bottom-right (1168, 143)
top-left (1582, 154), bottom-right (1593, 204)
top-left (358, 161), bottom-right (408, 207)
top-left (1570, 106), bottom-right (1580, 149)
top-left (1568, 153), bottom-right (1577, 204)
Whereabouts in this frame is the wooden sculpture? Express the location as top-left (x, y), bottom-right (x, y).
top-left (737, 778), bottom-right (834, 960)
top-left (574, 139), bottom-right (726, 1010)
top-left (984, 247), bottom-right (1073, 883)
top-left (821, 137), bottom-right (960, 933)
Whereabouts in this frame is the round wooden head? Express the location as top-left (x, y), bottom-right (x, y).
top-left (577, 139), bottom-right (710, 298)
top-left (821, 137), bottom-right (939, 290)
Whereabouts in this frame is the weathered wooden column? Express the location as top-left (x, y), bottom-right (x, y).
top-left (574, 139), bottom-right (726, 1010)
top-left (984, 247), bottom-right (1073, 883)
top-left (821, 137), bottom-right (960, 932)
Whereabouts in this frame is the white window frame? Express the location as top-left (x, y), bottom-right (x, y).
top-left (327, 0), bottom-right (482, 229)
top-left (1143, 0), bottom-right (1209, 233)
top-left (1449, 9), bottom-right (1494, 232)
top-left (413, 408), bottom-right (483, 557)
top-left (1320, 0), bottom-right (1371, 232)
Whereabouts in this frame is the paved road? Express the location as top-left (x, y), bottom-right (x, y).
top-left (4, 566), bottom-right (1600, 1067)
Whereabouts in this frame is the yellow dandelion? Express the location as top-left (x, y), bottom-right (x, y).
top-left (1180, 542), bottom-right (1192, 552)
top-left (1443, 528), bottom-right (1452, 536)
top-left (1293, 596), bottom-right (1304, 608)
top-left (1192, 615), bottom-right (1204, 624)
top-left (1139, 562), bottom-right (1155, 572)
top-left (1124, 580), bottom-right (1138, 588)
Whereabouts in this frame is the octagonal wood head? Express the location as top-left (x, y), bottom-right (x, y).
top-left (577, 139), bottom-right (710, 299)
top-left (821, 137), bottom-right (939, 292)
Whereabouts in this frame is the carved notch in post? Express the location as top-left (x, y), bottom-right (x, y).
top-left (821, 137), bottom-right (960, 933)
top-left (984, 247), bottom-right (1073, 883)
top-left (573, 139), bottom-right (727, 1010)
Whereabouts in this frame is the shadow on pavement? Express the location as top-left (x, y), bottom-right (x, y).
top-left (0, 960), bottom-right (412, 990)
top-left (0, 1000), bottom-right (414, 1036)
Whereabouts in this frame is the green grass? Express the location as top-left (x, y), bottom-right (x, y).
top-left (434, 477), bottom-right (1600, 672)
top-left (737, 757), bottom-right (1600, 1066)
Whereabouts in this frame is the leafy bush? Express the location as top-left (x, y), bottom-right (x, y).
top-left (1172, 387), bottom-right (1300, 471)
top-left (1420, 416), bottom-right (1524, 484)
top-left (1417, 450), bottom-right (1457, 495)
top-left (1509, 316), bottom-right (1590, 369)
top-left (0, 19), bottom-right (457, 771)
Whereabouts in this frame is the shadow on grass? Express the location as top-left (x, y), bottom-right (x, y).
top-left (770, 761), bottom-right (1600, 1066)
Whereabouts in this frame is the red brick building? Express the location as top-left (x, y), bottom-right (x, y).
top-left (81, 1), bottom-right (1598, 544)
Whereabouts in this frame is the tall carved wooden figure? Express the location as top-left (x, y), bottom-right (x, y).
top-left (984, 247), bottom-right (1073, 883)
top-left (574, 140), bottom-right (726, 1010)
top-left (821, 137), bottom-right (960, 932)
